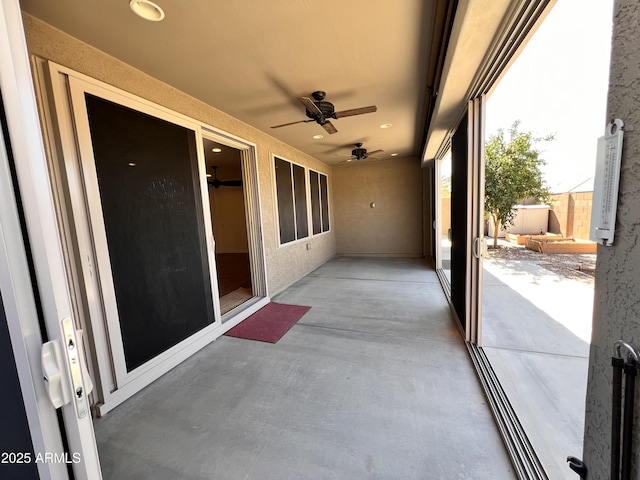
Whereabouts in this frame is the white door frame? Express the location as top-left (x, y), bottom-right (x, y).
top-left (36, 61), bottom-right (270, 415)
top-left (65, 73), bottom-right (224, 391)
top-left (0, 0), bottom-right (101, 478)
top-left (466, 97), bottom-right (486, 344)
top-left (200, 127), bottom-right (269, 303)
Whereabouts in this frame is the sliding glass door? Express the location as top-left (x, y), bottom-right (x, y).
top-left (81, 93), bottom-right (217, 373)
top-left (447, 98), bottom-right (486, 338)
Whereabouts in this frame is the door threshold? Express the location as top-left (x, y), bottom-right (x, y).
top-left (220, 296), bottom-right (270, 332)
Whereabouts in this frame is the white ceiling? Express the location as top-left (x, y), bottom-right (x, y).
top-left (21, 0), bottom-right (444, 165)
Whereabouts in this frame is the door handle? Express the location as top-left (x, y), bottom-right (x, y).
top-left (41, 337), bottom-right (70, 409)
top-left (41, 318), bottom-right (93, 418)
top-left (473, 237), bottom-right (487, 259)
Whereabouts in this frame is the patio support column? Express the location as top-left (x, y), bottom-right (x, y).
top-left (582, 0), bottom-right (640, 478)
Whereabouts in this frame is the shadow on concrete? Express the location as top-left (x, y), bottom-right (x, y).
top-left (482, 261), bottom-right (590, 478)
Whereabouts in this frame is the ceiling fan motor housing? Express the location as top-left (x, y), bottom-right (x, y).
top-left (305, 101), bottom-right (335, 121)
top-left (352, 146), bottom-right (367, 160)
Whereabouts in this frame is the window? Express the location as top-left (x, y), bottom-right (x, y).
top-left (309, 170), bottom-right (330, 234)
top-left (274, 156), bottom-right (309, 244)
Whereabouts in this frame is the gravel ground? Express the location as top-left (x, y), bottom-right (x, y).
top-left (485, 238), bottom-right (596, 285)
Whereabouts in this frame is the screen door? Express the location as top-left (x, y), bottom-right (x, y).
top-left (67, 79), bottom-right (219, 387)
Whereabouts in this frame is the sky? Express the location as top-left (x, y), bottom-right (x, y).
top-left (485, 0), bottom-right (614, 193)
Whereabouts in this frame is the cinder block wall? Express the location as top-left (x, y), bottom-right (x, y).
top-left (441, 198), bottom-right (451, 235)
top-left (548, 191), bottom-right (592, 240)
top-left (570, 192), bottom-right (593, 240)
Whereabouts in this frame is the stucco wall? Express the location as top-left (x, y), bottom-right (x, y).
top-left (22, 13), bottom-right (335, 296)
top-left (333, 157), bottom-right (423, 256)
top-left (583, 1), bottom-right (640, 477)
top-left (208, 164), bottom-right (249, 254)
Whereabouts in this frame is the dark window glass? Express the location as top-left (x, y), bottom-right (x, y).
top-left (275, 157), bottom-right (308, 244)
top-left (274, 157), bottom-right (295, 243)
top-left (309, 170), bottom-right (321, 234)
top-left (293, 164), bottom-right (309, 239)
top-left (320, 173), bottom-right (329, 232)
top-left (309, 170), bottom-right (329, 234)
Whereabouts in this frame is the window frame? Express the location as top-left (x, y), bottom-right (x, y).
top-left (272, 157), bottom-right (331, 246)
top-left (309, 168), bottom-right (331, 235)
top-left (273, 155), bottom-right (310, 246)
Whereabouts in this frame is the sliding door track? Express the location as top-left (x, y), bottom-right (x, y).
top-left (467, 343), bottom-right (549, 480)
top-left (435, 268), bottom-right (451, 298)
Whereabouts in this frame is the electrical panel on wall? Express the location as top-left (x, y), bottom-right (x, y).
top-left (590, 119), bottom-right (624, 246)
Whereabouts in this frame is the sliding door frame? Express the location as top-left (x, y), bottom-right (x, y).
top-left (35, 60), bottom-right (269, 415)
top-left (468, 97), bottom-right (486, 345)
top-left (200, 127), bottom-right (269, 321)
top-left (0, 2), bottom-right (102, 476)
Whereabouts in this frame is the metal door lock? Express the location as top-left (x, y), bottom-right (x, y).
top-left (41, 318), bottom-right (93, 419)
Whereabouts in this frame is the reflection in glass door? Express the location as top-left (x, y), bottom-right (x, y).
top-left (438, 152), bottom-right (452, 285)
top-left (435, 148), bottom-right (452, 299)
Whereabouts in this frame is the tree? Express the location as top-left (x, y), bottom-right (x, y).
top-left (484, 121), bottom-right (553, 248)
top-left (441, 175), bottom-right (451, 199)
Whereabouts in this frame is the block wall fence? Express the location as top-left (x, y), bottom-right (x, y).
top-left (548, 191), bottom-right (593, 240)
top-left (442, 192), bottom-right (592, 240)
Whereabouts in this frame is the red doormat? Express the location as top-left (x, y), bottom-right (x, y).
top-left (224, 302), bottom-right (311, 343)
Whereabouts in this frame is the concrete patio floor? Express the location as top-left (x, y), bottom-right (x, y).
top-left (482, 250), bottom-right (593, 478)
top-left (93, 256), bottom-right (515, 479)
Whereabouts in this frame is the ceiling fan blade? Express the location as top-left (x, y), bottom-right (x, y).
top-left (208, 179), bottom-right (243, 189)
top-left (270, 119), bottom-right (314, 128)
top-left (299, 96), bottom-right (322, 115)
top-left (367, 149), bottom-right (384, 156)
top-left (333, 105), bottom-right (377, 118)
top-left (338, 158), bottom-right (356, 164)
top-left (322, 121), bottom-right (338, 134)
top-left (220, 180), bottom-right (243, 187)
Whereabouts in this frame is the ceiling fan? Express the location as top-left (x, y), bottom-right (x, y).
top-left (270, 91), bottom-right (377, 135)
top-left (335, 143), bottom-right (384, 162)
top-left (208, 166), bottom-right (242, 189)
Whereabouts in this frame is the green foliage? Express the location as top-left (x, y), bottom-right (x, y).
top-left (485, 121), bottom-right (553, 247)
top-left (441, 175), bottom-right (451, 199)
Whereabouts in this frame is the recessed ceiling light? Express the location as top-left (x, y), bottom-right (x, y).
top-left (391, 153), bottom-right (399, 157)
top-left (312, 134), bottom-right (324, 139)
top-left (128, 162), bottom-right (137, 166)
top-left (380, 123), bottom-right (392, 129)
top-left (130, 0), bottom-right (165, 22)
top-left (212, 148), bottom-right (222, 153)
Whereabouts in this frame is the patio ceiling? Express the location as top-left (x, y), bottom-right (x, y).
top-left (20, 0), bottom-right (524, 166)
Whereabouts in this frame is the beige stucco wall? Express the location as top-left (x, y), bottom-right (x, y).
top-left (583, 1), bottom-right (640, 477)
top-left (333, 157), bottom-right (423, 256)
top-left (209, 168), bottom-right (249, 253)
top-left (22, 13), bottom-right (335, 296)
